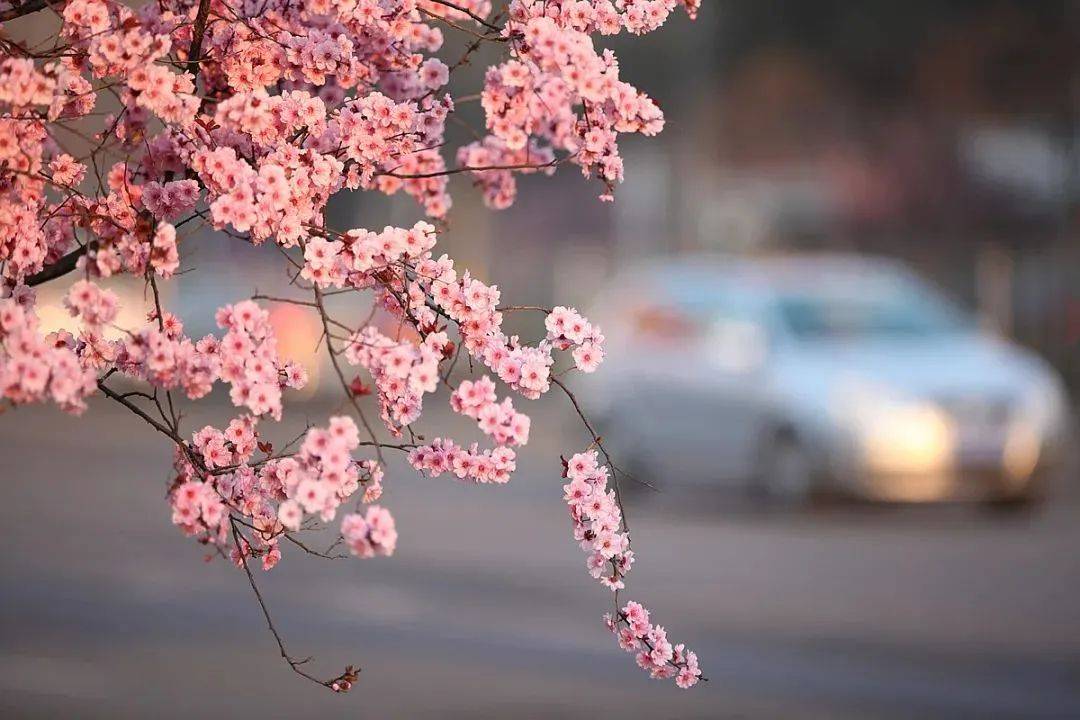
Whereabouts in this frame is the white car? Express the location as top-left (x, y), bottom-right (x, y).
top-left (584, 254), bottom-right (1071, 505)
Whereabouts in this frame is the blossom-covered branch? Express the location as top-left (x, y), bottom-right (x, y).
top-left (0, 0), bottom-right (702, 693)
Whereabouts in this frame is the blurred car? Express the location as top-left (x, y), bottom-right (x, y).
top-left (584, 254), bottom-right (1071, 505)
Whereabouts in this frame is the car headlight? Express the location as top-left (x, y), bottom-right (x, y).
top-left (833, 381), bottom-right (956, 474)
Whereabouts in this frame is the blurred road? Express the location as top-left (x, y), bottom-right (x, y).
top-left (2, 396), bottom-right (1080, 719)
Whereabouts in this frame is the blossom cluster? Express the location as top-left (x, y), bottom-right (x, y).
top-left (141, 180), bottom-right (200, 221)
top-left (192, 142), bottom-right (342, 244)
top-left (457, 0), bottom-right (698, 205)
top-left (59, 285), bottom-right (305, 418)
top-left (408, 437), bottom-right (518, 485)
top-left (0, 79), bottom-right (75, 283)
top-left (563, 450), bottom-right (632, 590)
top-left (408, 375), bottom-right (529, 484)
top-left (63, 279), bottom-right (119, 330)
top-left (413, 256), bottom-right (559, 399)
top-left (449, 376), bottom-right (531, 447)
top-left (270, 417), bottom-right (378, 528)
top-left (111, 299), bottom-right (305, 417)
top-left (0, 55), bottom-right (94, 122)
top-left (302, 221), bottom-right (438, 288)
top-left (0, 289), bottom-right (97, 414)
top-left (193, 415), bottom-right (259, 470)
top-left (213, 301), bottom-right (308, 419)
top-left (605, 601), bottom-right (702, 689)
top-left (172, 414), bottom-right (391, 569)
top-left (316, 230), bottom-right (606, 412)
top-left (456, 136), bottom-right (556, 210)
top-left (546, 306), bottom-right (606, 373)
top-left (341, 505), bottom-right (397, 559)
top-left (344, 326), bottom-right (449, 432)
top-left (170, 416), bottom-right (260, 551)
top-left (2, 0), bottom-right (696, 302)
top-left (0, 58), bottom-right (58, 110)
top-left (170, 475), bottom-right (229, 539)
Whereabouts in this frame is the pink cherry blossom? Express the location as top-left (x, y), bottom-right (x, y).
top-left (562, 449), bottom-right (631, 590)
top-left (605, 601), bottom-right (702, 689)
top-left (341, 505), bottom-right (397, 558)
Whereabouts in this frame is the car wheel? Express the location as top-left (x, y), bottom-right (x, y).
top-left (979, 467), bottom-right (1047, 515)
top-left (755, 430), bottom-right (815, 505)
top-left (983, 494), bottom-right (1037, 511)
top-left (980, 486), bottom-right (1042, 515)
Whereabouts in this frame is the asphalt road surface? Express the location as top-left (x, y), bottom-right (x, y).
top-left (2, 397), bottom-right (1079, 719)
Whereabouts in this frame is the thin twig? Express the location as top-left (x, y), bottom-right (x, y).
top-left (551, 376), bottom-right (659, 537)
top-left (312, 287), bottom-right (385, 465)
top-left (229, 519), bottom-right (356, 690)
top-left (426, 0), bottom-right (501, 31)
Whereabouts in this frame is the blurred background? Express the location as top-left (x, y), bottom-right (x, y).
top-left (4, 1), bottom-right (1080, 717)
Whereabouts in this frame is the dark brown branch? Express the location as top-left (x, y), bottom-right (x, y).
top-left (281, 531), bottom-right (349, 560)
top-left (97, 378), bottom-right (205, 472)
top-left (379, 156), bottom-right (566, 180)
top-left (185, 0), bottom-right (213, 78)
top-left (426, 0), bottom-right (501, 31)
top-left (229, 519), bottom-right (358, 691)
top-left (0, 0), bottom-right (49, 22)
top-left (419, 7), bottom-right (505, 42)
top-left (97, 379), bottom-right (185, 446)
top-left (25, 245), bottom-right (86, 287)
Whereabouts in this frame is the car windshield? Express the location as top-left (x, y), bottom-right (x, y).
top-left (774, 284), bottom-right (970, 341)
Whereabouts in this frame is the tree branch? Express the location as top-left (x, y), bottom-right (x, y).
top-left (426, 0), bottom-right (501, 31)
top-left (229, 519), bottom-right (359, 692)
top-left (185, 0), bottom-right (213, 79)
top-left (312, 286), bottom-right (386, 465)
top-left (551, 376), bottom-right (658, 536)
top-left (25, 245), bottom-right (87, 287)
top-left (378, 156), bottom-right (567, 180)
top-left (96, 379), bottom-right (184, 446)
top-left (0, 0), bottom-right (49, 23)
